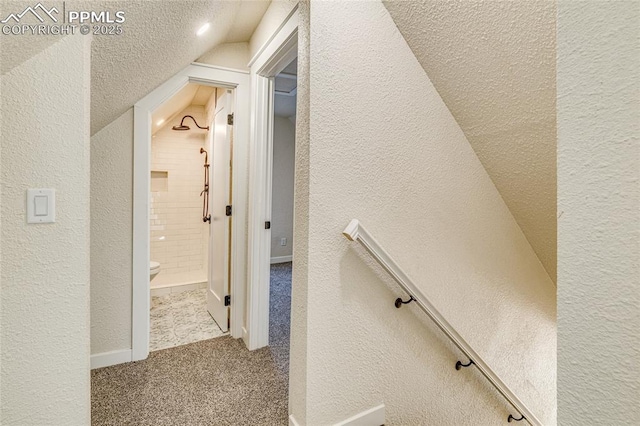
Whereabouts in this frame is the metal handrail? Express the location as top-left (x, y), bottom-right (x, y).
top-left (342, 219), bottom-right (543, 426)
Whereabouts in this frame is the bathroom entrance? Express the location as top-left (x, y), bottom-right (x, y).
top-left (148, 83), bottom-right (234, 351)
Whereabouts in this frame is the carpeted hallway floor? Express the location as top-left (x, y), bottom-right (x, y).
top-left (91, 263), bottom-right (292, 425)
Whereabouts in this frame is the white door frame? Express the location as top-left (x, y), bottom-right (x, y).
top-left (246, 6), bottom-right (299, 350)
top-left (132, 63), bottom-right (249, 361)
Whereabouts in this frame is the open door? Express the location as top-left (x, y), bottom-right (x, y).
top-left (207, 89), bottom-right (233, 331)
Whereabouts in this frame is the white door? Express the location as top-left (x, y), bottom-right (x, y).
top-left (207, 90), bottom-right (233, 331)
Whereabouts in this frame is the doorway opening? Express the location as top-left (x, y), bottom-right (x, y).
top-left (148, 83), bottom-right (234, 351)
top-left (267, 58), bottom-right (297, 372)
top-left (132, 64), bottom-right (249, 362)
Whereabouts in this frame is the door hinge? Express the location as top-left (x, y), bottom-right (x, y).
top-left (226, 205), bottom-right (232, 216)
top-left (224, 295), bottom-right (231, 306)
top-left (265, 221), bottom-right (271, 229)
top-left (227, 113), bottom-right (234, 126)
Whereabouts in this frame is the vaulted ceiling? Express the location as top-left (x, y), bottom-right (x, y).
top-left (384, 1), bottom-right (557, 281)
top-left (1, 1), bottom-right (556, 280)
top-left (0, 0), bottom-right (270, 134)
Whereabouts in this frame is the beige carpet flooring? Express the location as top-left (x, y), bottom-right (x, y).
top-left (91, 263), bottom-right (292, 425)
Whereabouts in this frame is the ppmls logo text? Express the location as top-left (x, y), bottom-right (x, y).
top-left (1, 2), bottom-right (125, 36)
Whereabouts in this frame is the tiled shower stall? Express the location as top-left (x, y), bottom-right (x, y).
top-left (150, 105), bottom-right (209, 294)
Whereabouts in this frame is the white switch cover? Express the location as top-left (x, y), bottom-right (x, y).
top-left (27, 188), bottom-right (55, 223)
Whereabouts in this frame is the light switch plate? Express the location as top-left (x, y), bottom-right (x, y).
top-left (27, 188), bottom-right (55, 223)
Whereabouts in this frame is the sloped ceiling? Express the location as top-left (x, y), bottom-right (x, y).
top-left (88, 0), bottom-right (268, 135)
top-left (0, 1), bottom-right (269, 133)
top-left (384, 1), bottom-right (557, 281)
top-left (151, 83), bottom-right (215, 135)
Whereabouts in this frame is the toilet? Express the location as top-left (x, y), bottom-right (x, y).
top-left (150, 261), bottom-right (161, 281)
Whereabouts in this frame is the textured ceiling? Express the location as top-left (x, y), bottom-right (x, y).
top-left (88, 0), bottom-right (268, 135)
top-left (1, 1), bottom-right (269, 134)
top-left (384, 0), bottom-right (557, 281)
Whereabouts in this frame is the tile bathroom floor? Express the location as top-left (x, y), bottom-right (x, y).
top-left (150, 288), bottom-right (226, 351)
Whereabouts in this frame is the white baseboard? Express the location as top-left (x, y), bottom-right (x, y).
top-left (334, 404), bottom-right (385, 426)
top-left (289, 414), bottom-right (301, 426)
top-left (289, 405), bottom-right (385, 426)
top-left (150, 281), bottom-right (207, 297)
top-left (271, 255), bottom-right (293, 264)
top-left (241, 326), bottom-right (249, 348)
top-left (91, 349), bottom-right (132, 370)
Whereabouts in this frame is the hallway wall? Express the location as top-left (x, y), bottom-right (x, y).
top-left (289, 1), bottom-right (310, 423)
top-left (271, 116), bottom-right (296, 260)
top-left (557, 1), bottom-right (640, 423)
top-left (290, 1), bottom-right (557, 424)
top-left (91, 110), bottom-right (134, 355)
top-left (1, 34), bottom-right (91, 424)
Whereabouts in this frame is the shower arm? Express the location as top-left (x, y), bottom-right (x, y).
top-left (181, 115), bottom-right (210, 130)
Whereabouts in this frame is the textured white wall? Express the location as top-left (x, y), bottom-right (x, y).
top-left (0, 1), bottom-right (59, 74)
top-left (271, 116), bottom-right (296, 259)
top-left (289, 1), bottom-right (310, 422)
top-left (557, 1), bottom-right (640, 424)
top-left (296, 2), bottom-right (557, 424)
top-left (1, 35), bottom-right (91, 425)
top-left (150, 106), bottom-right (209, 283)
top-left (90, 109), bottom-right (134, 355)
top-left (0, 72), bottom-right (3, 416)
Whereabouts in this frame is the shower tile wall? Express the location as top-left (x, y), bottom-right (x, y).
top-left (150, 105), bottom-right (209, 286)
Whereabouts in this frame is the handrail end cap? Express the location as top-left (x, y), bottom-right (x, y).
top-left (342, 219), bottom-right (360, 241)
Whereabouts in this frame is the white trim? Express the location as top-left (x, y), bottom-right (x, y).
top-left (333, 405), bottom-right (385, 426)
top-left (271, 255), bottom-right (293, 264)
top-left (248, 4), bottom-right (299, 67)
top-left (289, 414), bottom-right (301, 426)
top-left (133, 64), bottom-right (250, 361)
top-left (287, 406), bottom-right (385, 426)
top-left (150, 281), bottom-right (207, 297)
top-left (90, 349), bottom-right (132, 370)
top-left (246, 7), bottom-right (299, 351)
top-left (189, 62), bottom-right (250, 74)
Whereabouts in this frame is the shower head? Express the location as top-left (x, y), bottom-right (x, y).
top-left (200, 147), bottom-right (209, 165)
top-left (172, 115), bottom-right (209, 131)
